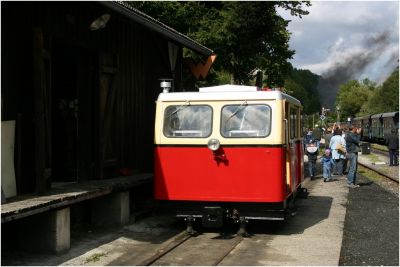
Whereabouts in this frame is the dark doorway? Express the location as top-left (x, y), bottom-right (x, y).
top-left (51, 41), bottom-right (97, 183)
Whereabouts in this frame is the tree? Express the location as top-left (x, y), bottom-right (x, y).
top-left (284, 67), bottom-right (321, 114)
top-left (335, 79), bottom-right (375, 119)
top-left (380, 67), bottom-right (399, 111)
top-left (127, 1), bottom-right (311, 86)
top-left (360, 67), bottom-right (399, 114)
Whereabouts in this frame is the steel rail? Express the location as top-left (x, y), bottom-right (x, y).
top-left (212, 235), bottom-right (244, 266)
top-left (138, 231), bottom-right (192, 266)
top-left (138, 230), bottom-right (245, 266)
top-left (370, 147), bottom-right (389, 156)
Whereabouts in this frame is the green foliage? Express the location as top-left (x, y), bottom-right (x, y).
top-left (335, 79), bottom-right (375, 118)
top-left (380, 67), bottom-right (399, 111)
top-left (284, 67), bottom-right (321, 114)
top-left (360, 67), bottom-right (399, 115)
top-left (195, 69), bottom-right (231, 88)
top-left (127, 1), bottom-right (311, 87)
top-left (334, 68), bottom-right (399, 119)
top-left (84, 253), bottom-right (107, 264)
top-left (127, 1), bottom-right (209, 35)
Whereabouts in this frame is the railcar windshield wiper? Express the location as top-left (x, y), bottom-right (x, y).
top-left (225, 100), bottom-right (248, 123)
top-left (167, 101), bottom-right (191, 118)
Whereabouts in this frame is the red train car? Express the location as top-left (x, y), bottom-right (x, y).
top-left (154, 85), bottom-right (305, 234)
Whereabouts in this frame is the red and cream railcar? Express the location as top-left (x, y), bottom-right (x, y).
top-left (154, 85), bottom-right (304, 233)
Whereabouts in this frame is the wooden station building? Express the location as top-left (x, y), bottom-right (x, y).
top-left (1, 1), bottom-right (214, 197)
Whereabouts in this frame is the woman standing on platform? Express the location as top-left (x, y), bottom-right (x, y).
top-left (329, 128), bottom-right (346, 175)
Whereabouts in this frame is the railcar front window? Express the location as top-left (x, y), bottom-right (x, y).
top-left (163, 105), bottom-right (212, 138)
top-left (221, 104), bottom-right (271, 138)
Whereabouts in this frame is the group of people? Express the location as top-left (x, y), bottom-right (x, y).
top-left (305, 124), bottom-right (363, 189)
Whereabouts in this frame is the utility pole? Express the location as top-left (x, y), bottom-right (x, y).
top-left (321, 107), bottom-right (330, 128)
top-left (312, 113), bottom-right (315, 128)
top-left (336, 105), bottom-right (341, 124)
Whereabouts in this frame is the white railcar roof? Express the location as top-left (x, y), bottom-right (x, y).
top-left (199, 84), bottom-right (258, 92)
top-left (157, 85), bottom-right (301, 105)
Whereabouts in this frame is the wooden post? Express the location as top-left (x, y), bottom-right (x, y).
top-left (33, 28), bottom-right (52, 194)
top-left (33, 28), bottom-right (46, 194)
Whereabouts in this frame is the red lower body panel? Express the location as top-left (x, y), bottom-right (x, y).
top-left (154, 146), bottom-right (286, 203)
top-left (296, 141), bottom-right (304, 185)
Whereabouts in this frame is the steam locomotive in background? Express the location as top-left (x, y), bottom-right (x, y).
top-left (352, 111), bottom-right (398, 142)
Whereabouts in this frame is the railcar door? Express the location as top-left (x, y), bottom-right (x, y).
top-left (285, 102), bottom-right (298, 194)
top-left (295, 108), bottom-right (304, 186)
top-left (290, 105), bottom-right (300, 190)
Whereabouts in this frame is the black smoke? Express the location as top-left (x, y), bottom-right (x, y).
top-left (317, 31), bottom-right (394, 109)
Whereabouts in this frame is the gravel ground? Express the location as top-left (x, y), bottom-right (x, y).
top-left (339, 173), bottom-right (399, 266)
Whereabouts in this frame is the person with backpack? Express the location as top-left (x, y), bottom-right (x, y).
top-left (306, 141), bottom-right (318, 180)
top-left (304, 128), bottom-right (314, 151)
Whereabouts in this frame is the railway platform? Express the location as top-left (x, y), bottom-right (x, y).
top-left (1, 174), bottom-right (153, 254)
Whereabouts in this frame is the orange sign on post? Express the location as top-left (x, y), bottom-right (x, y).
top-left (185, 54), bottom-right (217, 79)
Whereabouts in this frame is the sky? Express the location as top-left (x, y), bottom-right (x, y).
top-left (277, 0), bottom-right (399, 108)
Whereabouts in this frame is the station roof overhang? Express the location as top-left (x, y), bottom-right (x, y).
top-left (360, 115), bottom-right (371, 120)
top-left (98, 1), bottom-right (214, 57)
top-left (371, 114), bottom-right (382, 119)
top-left (381, 112), bottom-right (398, 118)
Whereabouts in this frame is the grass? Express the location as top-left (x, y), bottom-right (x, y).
top-left (357, 165), bottom-right (385, 182)
top-left (84, 252), bottom-right (107, 264)
top-left (365, 153), bottom-right (380, 162)
top-left (371, 143), bottom-right (389, 152)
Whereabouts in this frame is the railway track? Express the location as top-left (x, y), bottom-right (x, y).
top-left (354, 145), bottom-right (399, 184)
top-left (138, 230), bottom-right (244, 266)
top-left (358, 161), bottom-right (399, 184)
top-left (137, 231), bottom-right (191, 266)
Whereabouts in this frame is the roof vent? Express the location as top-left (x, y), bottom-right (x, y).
top-left (159, 79), bottom-right (173, 93)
